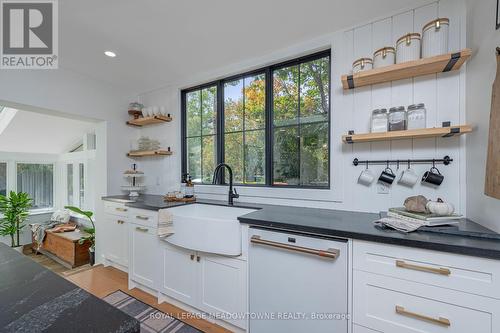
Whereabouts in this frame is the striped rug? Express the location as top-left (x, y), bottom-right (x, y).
top-left (103, 290), bottom-right (202, 333)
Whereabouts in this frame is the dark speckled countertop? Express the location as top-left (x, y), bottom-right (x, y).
top-left (103, 195), bottom-right (500, 260)
top-left (0, 243), bottom-right (140, 333)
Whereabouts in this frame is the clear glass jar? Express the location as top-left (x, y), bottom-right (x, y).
top-left (388, 106), bottom-right (407, 131)
top-left (371, 108), bottom-right (388, 133)
top-left (407, 103), bottom-right (427, 129)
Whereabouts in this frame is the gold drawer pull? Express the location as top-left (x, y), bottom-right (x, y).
top-left (136, 227), bottom-right (149, 232)
top-left (396, 260), bottom-right (451, 276)
top-left (396, 305), bottom-right (451, 327)
top-left (117, 220), bottom-right (125, 224)
top-left (250, 235), bottom-right (339, 259)
top-left (115, 207), bottom-right (128, 212)
top-left (136, 215), bottom-right (149, 220)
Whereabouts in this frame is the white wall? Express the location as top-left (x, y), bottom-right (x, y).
top-left (137, 0), bottom-right (469, 214)
top-left (464, 0), bottom-right (500, 232)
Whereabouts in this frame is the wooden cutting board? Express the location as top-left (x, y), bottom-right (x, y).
top-left (485, 51), bottom-right (500, 199)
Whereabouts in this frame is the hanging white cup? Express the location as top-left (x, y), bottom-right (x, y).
top-left (399, 167), bottom-right (419, 187)
top-left (358, 168), bottom-right (375, 186)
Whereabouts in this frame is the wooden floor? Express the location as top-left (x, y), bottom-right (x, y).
top-left (47, 262), bottom-right (231, 333)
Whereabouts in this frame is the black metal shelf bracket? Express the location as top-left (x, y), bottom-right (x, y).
top-left (443, 52), bottom-right (461, 72)
top-left (353, 155), bottom-right (453, 167)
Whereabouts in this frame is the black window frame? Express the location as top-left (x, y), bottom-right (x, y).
top-left (181, 49), bottom-right (331, 189)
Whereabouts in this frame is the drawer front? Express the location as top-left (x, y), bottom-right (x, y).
top-left (104, 201), bottom-right (129, 217)
top-left (129, 208), bottom-right (158, 228)
top-left (353, 240), bottom-right (500, 299)
top-left (353, 270), bottom-right (498, 333)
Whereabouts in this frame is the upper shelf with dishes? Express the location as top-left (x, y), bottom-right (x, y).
top-left (127, 102), bottom-right (172, 127)
top-left (341, 18), bottom-right (471, 90)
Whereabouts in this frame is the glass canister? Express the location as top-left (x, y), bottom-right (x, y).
top-left (371, 108), bottom-right (388, 133)
top-left (388, 106), bottom-right (407, 131)
top-left (407, 103), bottom-right (427, 129)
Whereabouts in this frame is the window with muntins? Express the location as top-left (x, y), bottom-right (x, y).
top-left (181, 50), bottom-right (330, 188)
top-left (16, 163), bottom-right (54, 209)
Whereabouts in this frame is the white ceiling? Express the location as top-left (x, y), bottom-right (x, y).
top-left (0, 109), bottom-right (95, 154)
top-left (60, 0), bottom-right (430, 95)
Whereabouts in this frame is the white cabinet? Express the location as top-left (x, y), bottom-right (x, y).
top-left (160, 242), bottom-right (198, 305)
top-left (159, 241), bottom-right (247, 330)
top-left (129, 223), bottom-right (159, 290)
top-left (102, 214), bottom-right (128, 269)
top-left (353, 240), bottom-right (500, 333)
top-left (199, 254), bottom-right (247, 329)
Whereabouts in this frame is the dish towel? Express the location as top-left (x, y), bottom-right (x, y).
top-left (158, 209), bottom-right (174, 238)
top-left (373, 217), bottom-right (424, 233)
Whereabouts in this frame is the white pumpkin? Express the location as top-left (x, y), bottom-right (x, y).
top-left (426, 198), bottom-right (455, 216)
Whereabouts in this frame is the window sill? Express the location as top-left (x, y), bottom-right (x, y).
top-left (29, 208), bottom-right (54, 216)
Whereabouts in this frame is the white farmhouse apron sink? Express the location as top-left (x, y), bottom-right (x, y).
top-left (163, 204), bottom-right (256, 256)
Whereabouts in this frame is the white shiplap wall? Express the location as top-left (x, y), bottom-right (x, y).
top-left (137, 0), bottom-right (468, 214)
top-left (338, 0), bottom-right (466, 213)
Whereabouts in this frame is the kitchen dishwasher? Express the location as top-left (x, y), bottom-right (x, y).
top-left (248, 227), bottom-right (348, 333)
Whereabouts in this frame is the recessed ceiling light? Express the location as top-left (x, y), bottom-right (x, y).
top-left (104, 51), bottom-right (117, 58)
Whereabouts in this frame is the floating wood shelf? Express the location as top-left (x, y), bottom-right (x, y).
top-left (341, 48), bottom-right (472, 90)
top-left (342, 125), bottom-right (473, 144)
top-left (127, 115), bottom-right (172, 127)
top-left (127, 149), bottom-right (172, 157)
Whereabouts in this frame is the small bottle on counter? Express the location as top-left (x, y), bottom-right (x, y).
top-left (180, 174), bottom-right (187, 197)
top-left (185, 175), bottom-right (194, 198)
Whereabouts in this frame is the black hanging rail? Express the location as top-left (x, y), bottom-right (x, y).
top-left (353, 155), bottom-right (453, 166)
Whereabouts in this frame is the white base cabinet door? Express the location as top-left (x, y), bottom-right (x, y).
top-left (159, 241), bottom-right (247, 330)
top-left (129, 224), bottom-right (159, 290)
top-left (102, 215), bottom-right (128, 269)
top-left (198, 254), bottom-right (247, 329)
top-left (160, 242), bottom-right (198, 306)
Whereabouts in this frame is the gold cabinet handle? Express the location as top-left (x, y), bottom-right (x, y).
top-left (396, 260), bottom-right (451, 276)
top-left (395, 305), bottom-right (450, 327)
top-left (250, 235), bottom-right (339, 259)
top-left (136, 215), bottom-right (149, 220)
top-left (190, 254), bottom-right (195, 261)
top-left (117, 220), bottom-right (125, 224)
top-left (116, 207), bottom-right (128, 212)
top-left (136, 226), bottom-right (148, 232)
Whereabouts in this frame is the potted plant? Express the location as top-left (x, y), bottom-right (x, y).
top-left (0, 191), bottom-right (32, 251)
top-left (65, 206), bottom-right (96, 266)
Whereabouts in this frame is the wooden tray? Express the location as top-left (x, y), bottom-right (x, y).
top-left (164, 196), bottom-right (196, 203)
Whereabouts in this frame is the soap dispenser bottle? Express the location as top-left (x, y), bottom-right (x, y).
top-left (185, 175), bottom-right (194, 198)
top-left (180, 173), bottom-right (187, 197)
